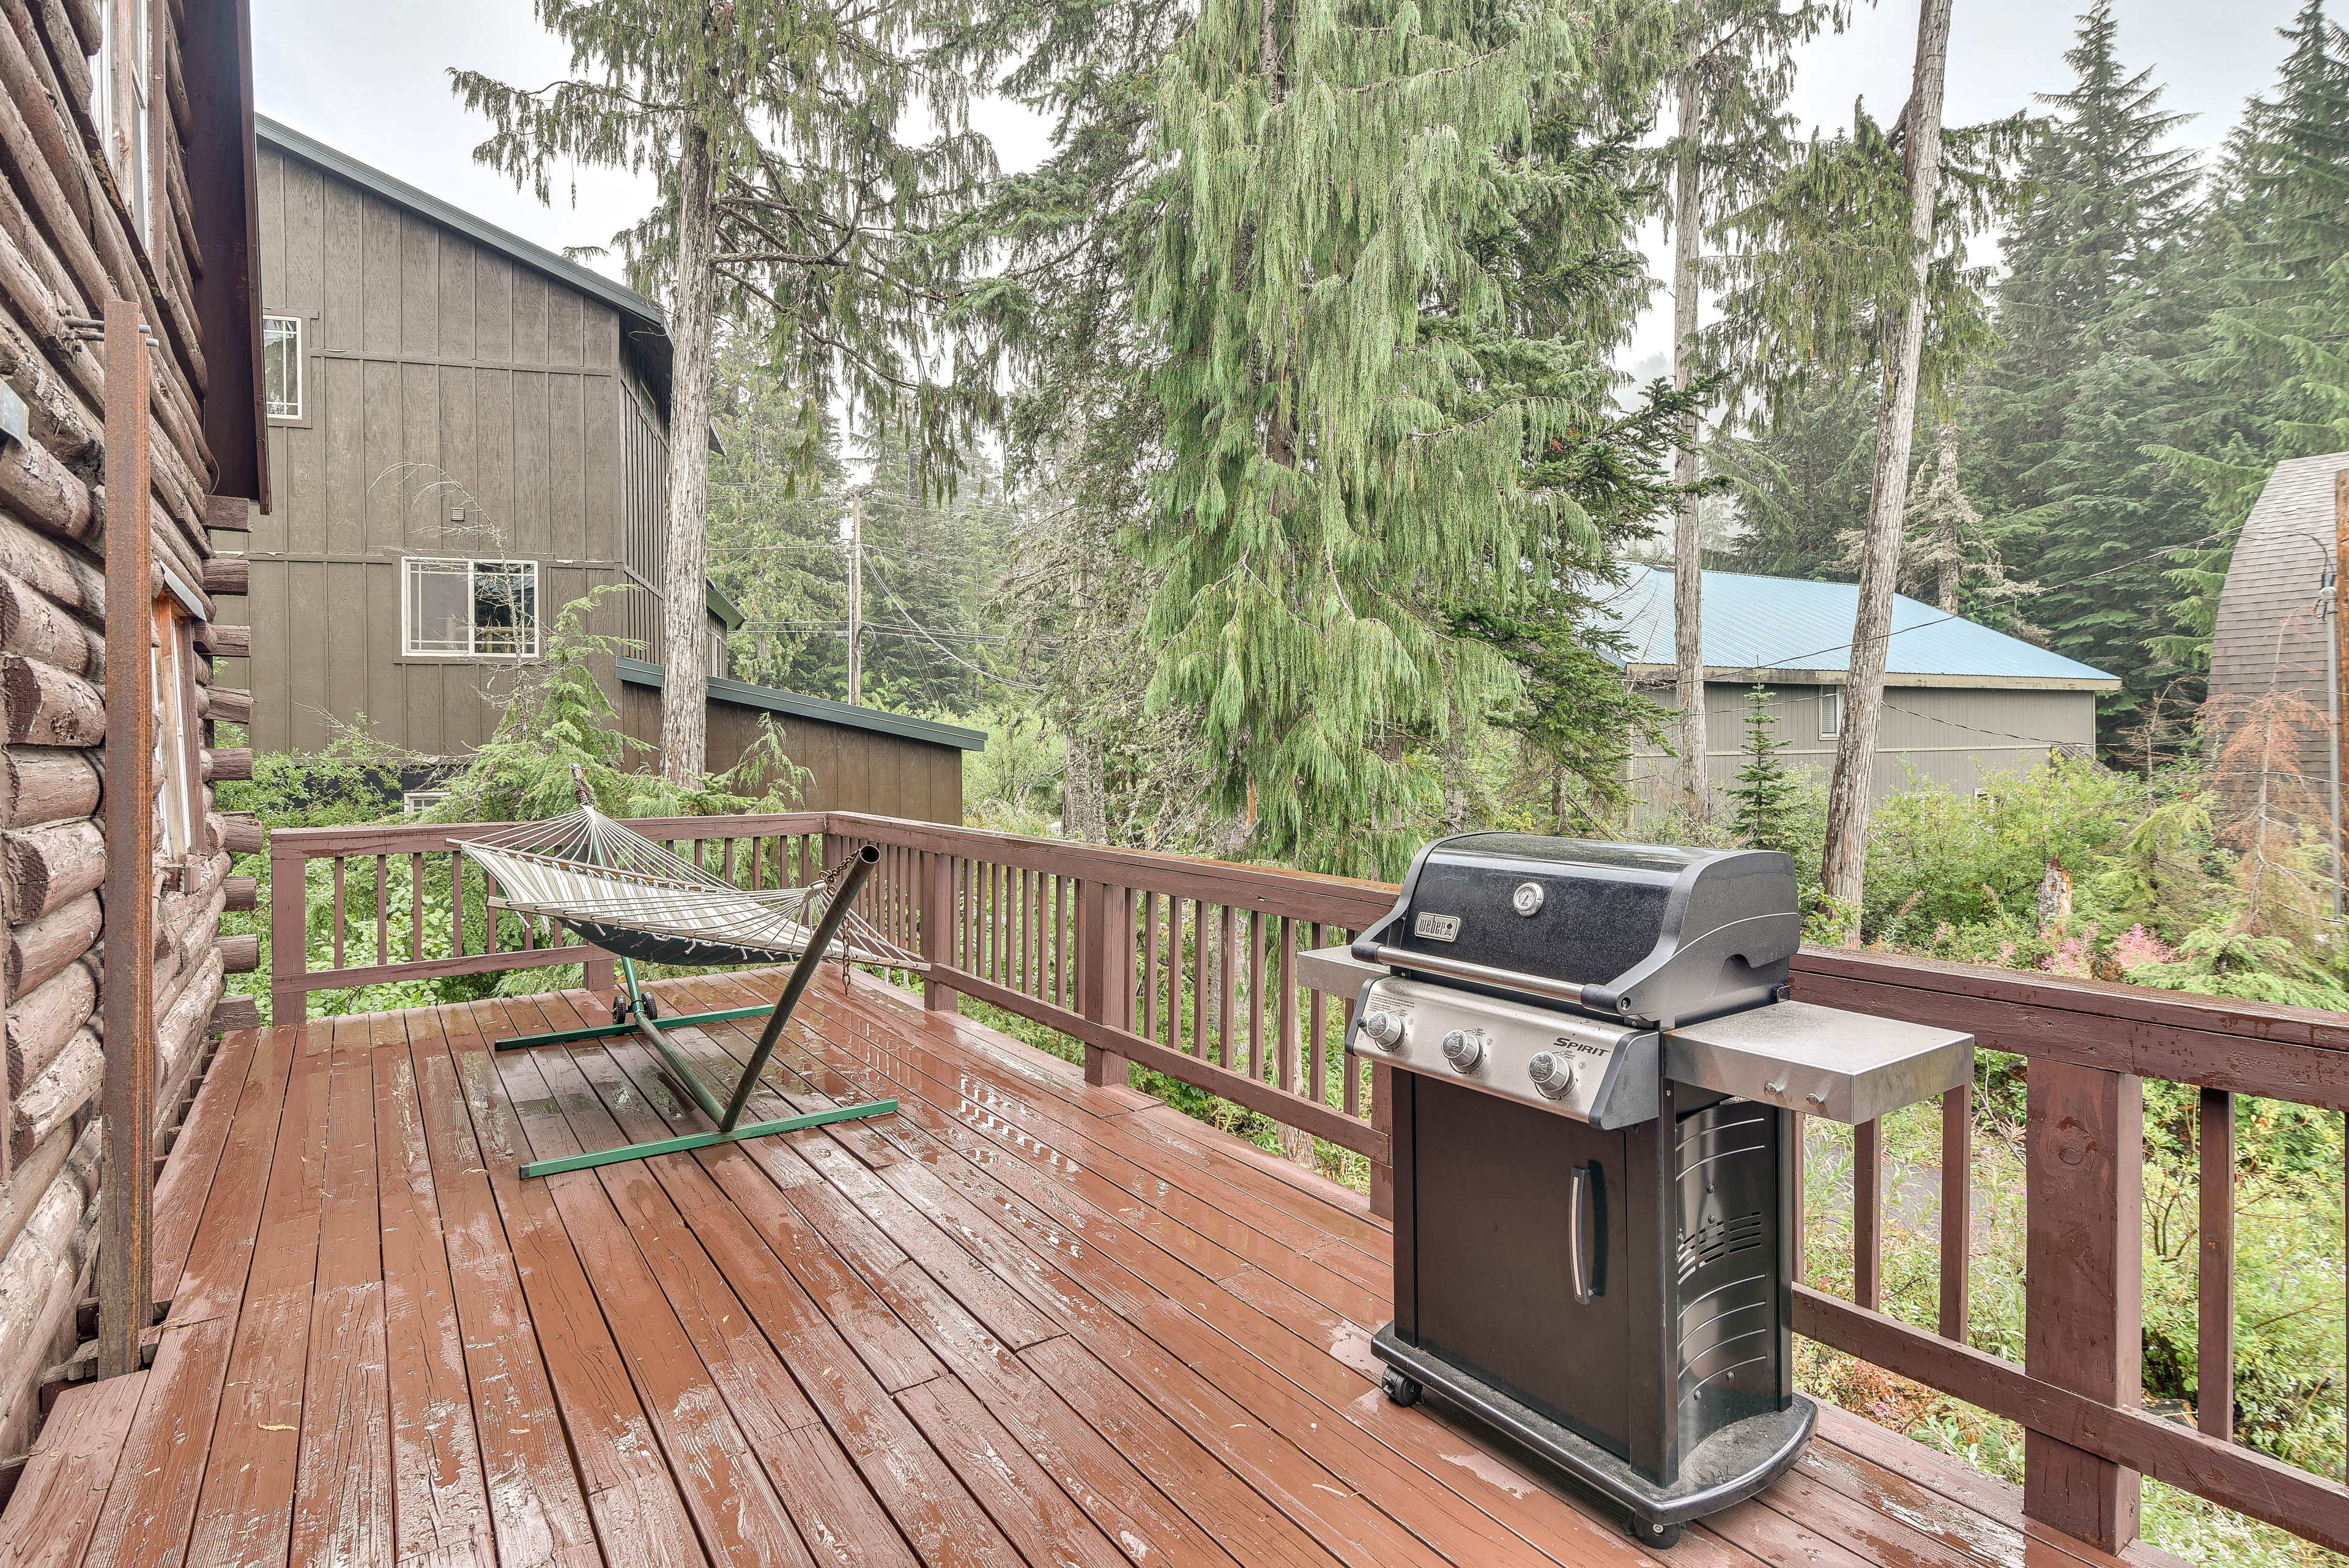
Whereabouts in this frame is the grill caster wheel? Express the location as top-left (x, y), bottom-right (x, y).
top-left (1632, 1520), bottom-right (1681, 1550)
top-left (641, 995), bottom-right (659, 1020)
top-left (1380, 1369), bottom-right (1421, 1408)
top-left (611, 997), bottom-right (632, 1025)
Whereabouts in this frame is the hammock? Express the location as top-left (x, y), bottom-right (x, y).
top-left (451, 782), bottom-right (907, 1178)
top-left (455, 804), bottom-right (925, 973)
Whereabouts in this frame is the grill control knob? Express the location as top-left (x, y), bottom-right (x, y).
top-left (1440, 1028), bottom-right (1485, 1071)
top-left (1527, 1050), bottom-right (1578, 1099)
top-left (1359, 1010), bottom-right (1406, 1050)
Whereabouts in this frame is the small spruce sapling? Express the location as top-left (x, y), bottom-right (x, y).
top-left (1728, 685), bottom-right (1801, 854)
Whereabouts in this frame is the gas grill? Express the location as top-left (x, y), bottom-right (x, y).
top-left (1315, 834), bottom-right (1973, 1547)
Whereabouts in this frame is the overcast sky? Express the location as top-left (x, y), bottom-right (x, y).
top-left (253, 0), bottom-right (2299, 373)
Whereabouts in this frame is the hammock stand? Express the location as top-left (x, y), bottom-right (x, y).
top-left (455, 784), bottom-right (911, 1178)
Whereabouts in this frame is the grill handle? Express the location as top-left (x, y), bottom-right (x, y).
top-left (1371, 945), bottom-right (1592, 1009)
top-left (1568, 1164), bottom-right (1596, 1306)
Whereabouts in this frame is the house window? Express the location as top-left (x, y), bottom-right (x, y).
top-left (95, 0), bottom-right (154, 247)
top-left (404, 557), bottom-right (538, 657)
top-left (152, 600), bottom-right (198, 857)
top-left (262, 316), bottom-right (302, 419)
top-left (403, 790), bottom-right (448, 816)
top-left (1820, 688), bottom-right (1841, 739)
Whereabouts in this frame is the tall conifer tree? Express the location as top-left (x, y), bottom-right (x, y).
top-left (1656, 0), bottom-right (1845, 822)
top-left (1968, 2), bottom-right (2214, 732)
top-left (456, 0), bottom-right (990, 780)
top-left (1141, 0), bottom-right (1664, 874)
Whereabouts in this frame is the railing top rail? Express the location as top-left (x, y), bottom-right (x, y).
top-left (824, 811), bottom-right (1401, 926)
top-left (270, 812), bottom-right (832, 858)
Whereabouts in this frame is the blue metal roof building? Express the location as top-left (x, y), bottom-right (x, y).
top-left (1600, 567), bottom-right (2118, 688)
top-left (1601, 568), bottom-right (2117, 808)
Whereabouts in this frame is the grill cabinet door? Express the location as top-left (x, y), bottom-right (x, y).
top-left (1408, 1076), bottom-right (1633, 1457)
top-left (1672, 1099), bottom-right (1784, 1457)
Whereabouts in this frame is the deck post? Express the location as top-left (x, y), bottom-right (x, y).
top-left (97, 300), bottom-right (156, 1380)
top-left (1078, 879), bottom-right (1129, 1088)
top-left (269, 837), bottom-right (308, 1027)
top-left (923, 850), bottom-right (959, 1013)
top-left (2024, 1061), bottom-right (2144, 1553)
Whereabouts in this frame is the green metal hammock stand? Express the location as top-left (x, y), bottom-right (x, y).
top-left (455, 778), bottom-right (908, 1178)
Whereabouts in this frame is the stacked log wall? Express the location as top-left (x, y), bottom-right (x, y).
top-left (0, 0), bottom-right (250, 1461)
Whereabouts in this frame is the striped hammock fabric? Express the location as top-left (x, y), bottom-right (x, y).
top-left (454, 806), bottom-right (922, 972)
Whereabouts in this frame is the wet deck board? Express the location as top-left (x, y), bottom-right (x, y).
top-left (11, 970), bottom-right (2193, 1568)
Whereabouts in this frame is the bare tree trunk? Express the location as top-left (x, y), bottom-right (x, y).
top-left (1062, 730), bottom-right (1108, 843)
top-left (657, 119), bottom-right (718, 784)
top-left (1819, 0), bottom-right (1953, 938)
top-left (1671, 57), bottom-right (1710, 823)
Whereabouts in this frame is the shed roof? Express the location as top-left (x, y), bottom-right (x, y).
top-left (1601, 567), bottom-right (2119, 689)
top-left (617, 657), bottom-right (987, 751)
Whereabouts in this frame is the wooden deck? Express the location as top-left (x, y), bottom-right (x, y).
top-left (0, 965), bottom-right (2190, 1568)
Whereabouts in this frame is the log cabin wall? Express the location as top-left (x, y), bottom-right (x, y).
top-left (0, 0), bottom-right (264, 1462)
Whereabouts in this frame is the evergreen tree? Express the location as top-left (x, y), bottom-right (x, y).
top-left (454, 0), bottom-right (992, 778)
top-left (1847, 422), bottom-right (2039, 633)
top-left (1653, 0), bottom-right (1847, 822)
top-left (1727, 685), bottom-right (1800, 853)
top-left (1708, 377), bottom-right (1878, 579)
top-left (1966, 1), bottom-right (2218, 736)
top-left (1141, 0), bottom-right (1668, 875)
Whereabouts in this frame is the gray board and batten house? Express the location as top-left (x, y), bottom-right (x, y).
top-left (2206, 450), bottom-right (2343, 812)
top-left (1606, 567), bottom-right (2120, 809)
top-left (215, 118), bottom-right (981, 819)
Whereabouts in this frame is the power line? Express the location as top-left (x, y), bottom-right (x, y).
top-left (863, 554), bottom-right (1043, 694)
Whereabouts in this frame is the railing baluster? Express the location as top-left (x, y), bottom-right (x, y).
top-left (1217, 904), bottom-right (1237, 1070)
top-left (1856, 1117), bottom-right (1883, 1313)
top-left (1247, 909), bottom-right (1266, 1080)
top-left (1142, 893), bottom-right (1160, 1045)
top-left (1057, 874), bottom-right (1072, 1008)
top-left (1341, 994), bottom-right (1360, 1117)
top-left (1184, 902), bottom-right (1203, 1062)
top-left (410, 853), bottom-right (423, 961)
top-left (2199, 1087), bottom-right (2235, 1442)
top-left (331, 858), bottom-right (346, 970)
top-left (450, 851), bottom-right (464, 957)
top-left (375, 854), bottom-right (388, 965)
top-left (1001, 865), bottom-right (1014, 989)
top-left (1029, 869), bottom-right (1045, 999)
top-left (1277, 916), bottom-right (1297, 1097)
top-left (1308, 922), bottom-right (1329, 1107)
top-left (1940, 1082), bottom-right (1972, 1342)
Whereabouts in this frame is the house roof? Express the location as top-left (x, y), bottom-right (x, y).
top-left (254, 115), bottom-right (677, 414)
top-left (616, 657), bottom-right (987, 751)
top-left (1600, 567), bottom-right (2120, 691)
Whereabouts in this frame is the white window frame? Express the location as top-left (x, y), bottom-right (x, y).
top-left (94, 0), bottom-right (153, 249)
top-left (1820, 687), bottom-right (1841, 740)
top-left (128, 0), bottom-right (151, 247)
top-left (401, 556), bottom-right (541, 659)
top-left (402, 789), bottom-right (449, 817)
top-left (262, 315), bottom-right (303, 420)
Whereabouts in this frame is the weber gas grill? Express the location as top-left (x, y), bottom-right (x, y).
top-left (1325, 834), bottom-right (1972, 1547)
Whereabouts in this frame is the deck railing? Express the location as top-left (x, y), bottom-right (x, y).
top-left (261, 809), bottom-right (2349, 1558)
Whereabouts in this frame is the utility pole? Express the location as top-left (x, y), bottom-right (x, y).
top-left (847, 488), bottom-right (864, 706)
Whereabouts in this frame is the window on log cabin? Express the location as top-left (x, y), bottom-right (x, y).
top-left (403, 557), bottom-right (539, 658)
top-left (95, 0), bottom-right (155, 247)
top-left (262, 316), bottom-right (302, 420)
top-left (151, 599), bottom-right (198, 858)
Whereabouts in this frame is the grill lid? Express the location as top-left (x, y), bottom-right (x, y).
top-left (1353, 833), bottom-right (1800, 1028)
